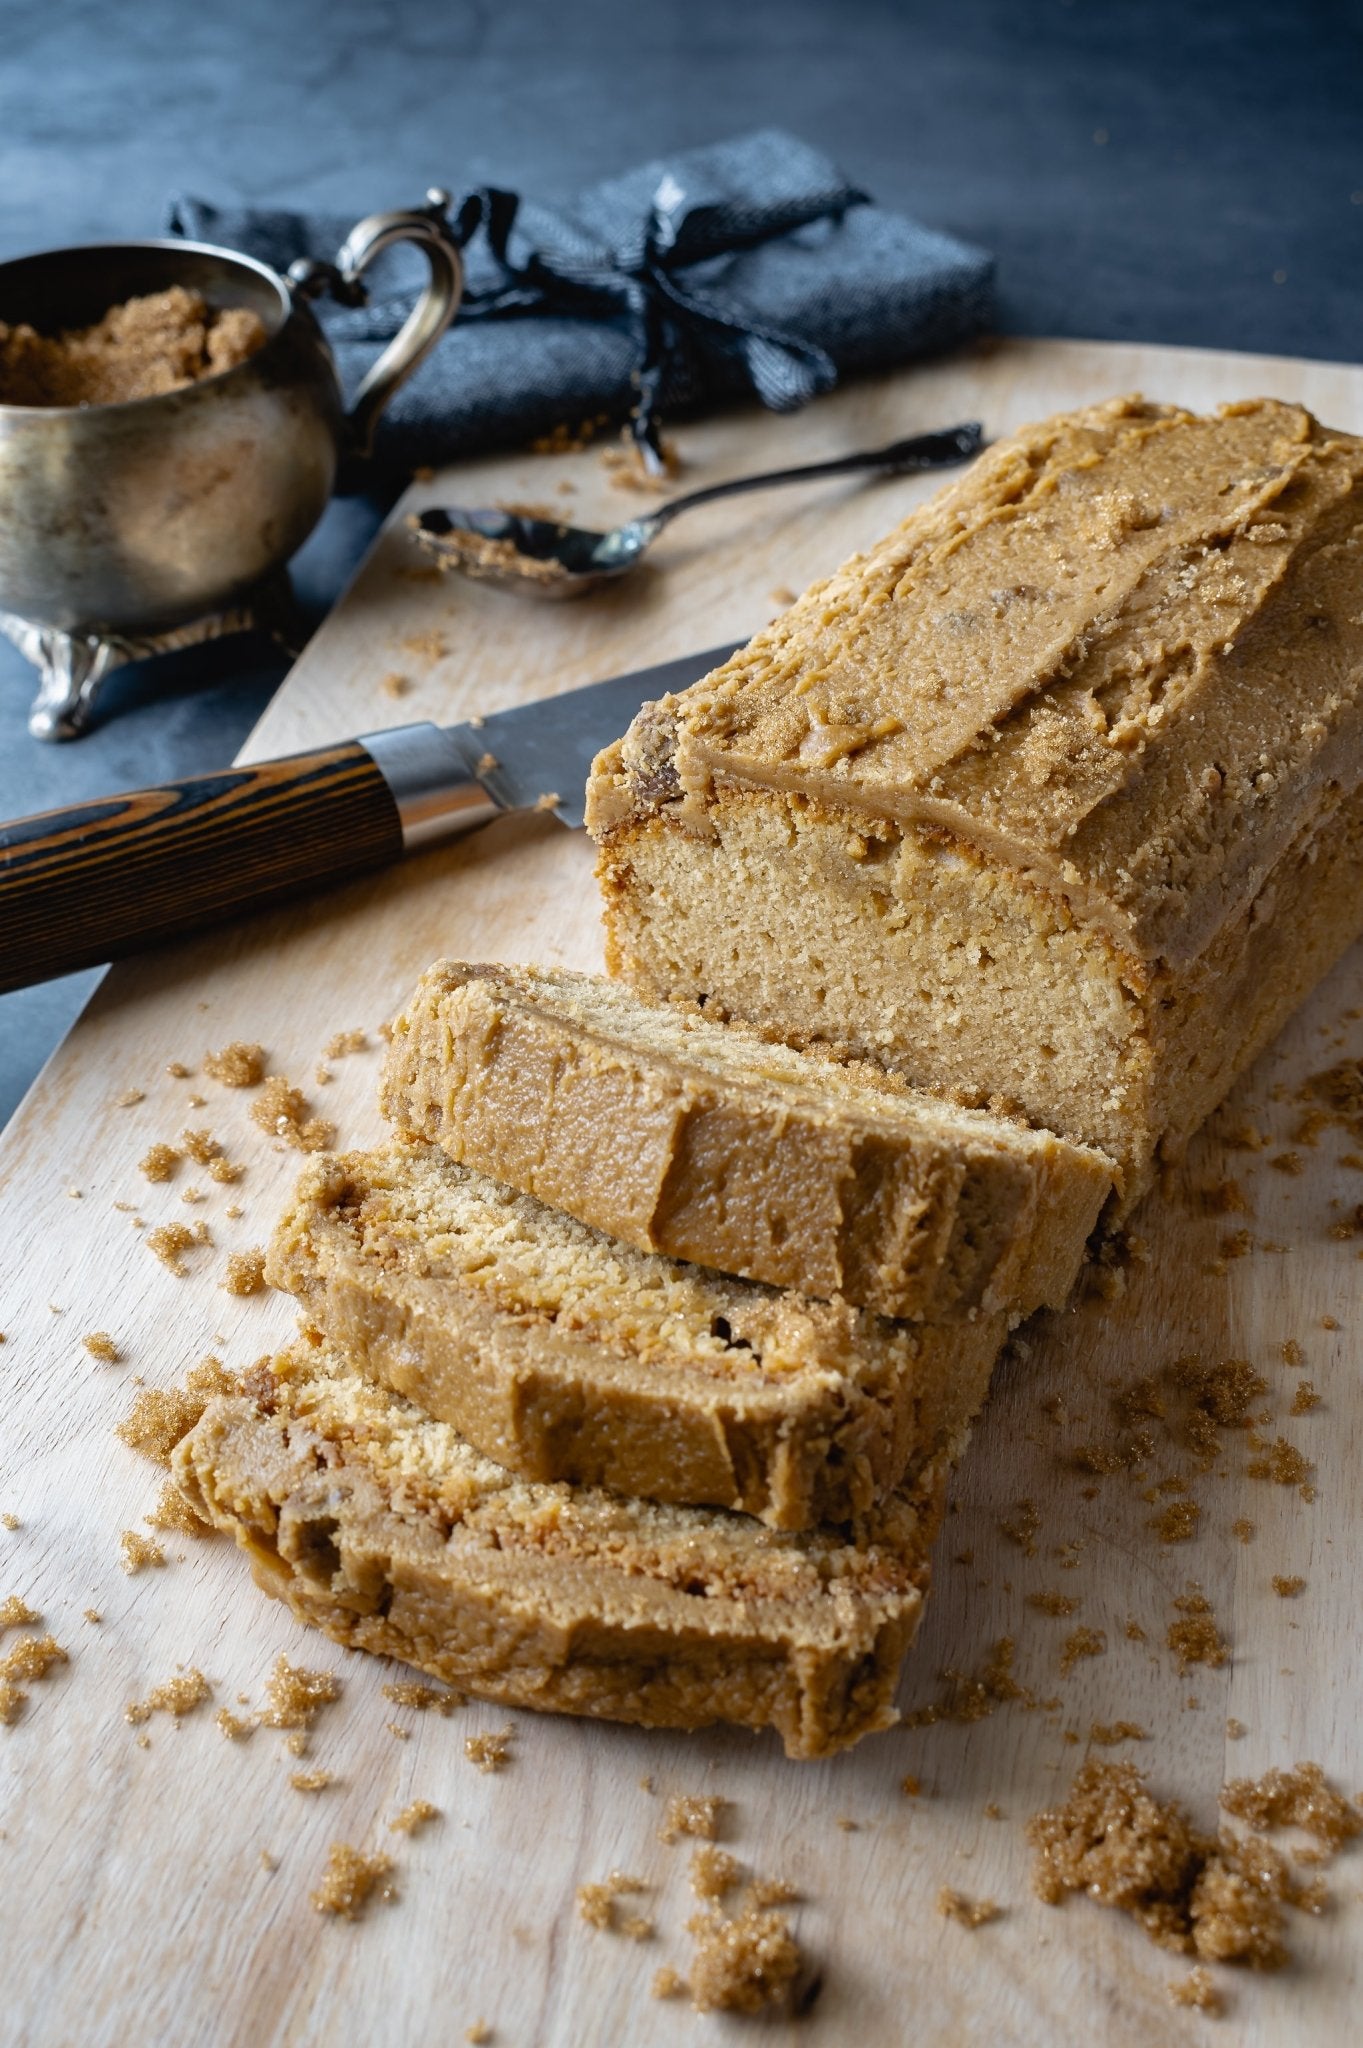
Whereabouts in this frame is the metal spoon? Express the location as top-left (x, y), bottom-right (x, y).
top-left (411, 420), bottom-right (984, 597)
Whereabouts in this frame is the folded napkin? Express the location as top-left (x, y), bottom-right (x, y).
top-left (172, 128), bottom-right (993, 472)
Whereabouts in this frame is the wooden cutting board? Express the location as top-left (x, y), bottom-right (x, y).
top-left (4, 339), bottom-right (1363, 2048)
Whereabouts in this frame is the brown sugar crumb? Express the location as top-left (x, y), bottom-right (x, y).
top-left (1168, 1966), bottom-right (1224, 2013)
top-left (139, 1142), bottom-right (180, 1182)
top-left (380, 672), bottom-right (410, 699)
top-left (223, 1248), bottom-right (267, 1297)
top-left (1290, 1381), bottom-right (1321, 1415)
top-left (1168, 1589), bottom-right (1230, 1671)
top-left (1246, 1436), bottom-right (1314, 1493)
top-left (1232, 1518), bottom-right (1256, 1544)
top-left (204, 1041), bottom-right (266, 1088)
top-left (1153, 1499), bottom-right (1201, 1544)
top-left (686, 1904), bottom-right (805, 2016)
top-left (1091, 1722), bottom-right (1150, 1746)
top-left (208, 1157), bottom-right (242, 1184)
top-left (82, 1330), bottom-right (120, 1363)
top-left (659, 1793), bottom-right (728, 1844)
top-left (1028, 1761), bottom-right (1289, 1968)
top-left (1281, 1340), bottom-right (1304, 1368)
top-left (290, 1769), bottom-right (333, 1793)
top-left (311, 1842), bottom-right (396, 1919)
top-left (1026, 1590), bottom-right (1079, 1617)
top-left (904, 1636), bottom-right (1029, 1727)
top-left (260, 1851), bottom-right (277, 1874)
top-left (116, 1356), bottom-right (234, 1466)
top-left (114, 1087), bottom-right (145, 1108)
top-left (901, 1774), bottom-right (922, 1798)
top-left (84, 1609), bottom-right (101, 1625)
top-left (389, 1799), bottom-right (439, 1835)
top-left (998, 1498), bottom-right (1040, 1555)
top-left (166, 1061), bottom-right (191, 1079)
top-left (216, 1707), bottom-right (254, 1741)
top-left (983, 1801), bottom-right (1004, 1820)
top-left (125, 1667), bottom-right (211, 1725)
top-left (1321, 1315), bottom-right (1340, 1330)
top-left (465, 1727), bottom-right (513, 1772)
top-left (578, 1870), bottom-right (653, 1938)
top-left (936, 1887), bottom-right (1001, 1928)
top-left (145, 1220), bottom-right (211, 1274)
top-left (1221, 1763), bottom-right (1362, 1850)
top-left (250, 1075), bottom-right (334, 1152)
top-left (1269, 1151), bottom-right (1304, 1176)
top-left (651, 1967), bottom-right (686, 2000)
top-left (464, 2023), bottom-right (493, 2044)
top-left (119, 1529), bottom-right (166, 1574)
top-left (179, 1127), bottom-right (221, 1165)
top-left (260, 1654), bottom-right (341, 1752)
top-left (382, 1680), bottom-right (463, 1715)
top-left (0, 1632), bottom-right (69, 1722)
top-left (1226, 1719), bottom-right (1247, 1741)
top-left (690, 1846), bottom-right (743, 1900)
top-left (324, 1029), bottom-right (368, 1060)
top-left (1060, 1626), bottom-right (1107, 1674)
top-left (0, 1596), bottom-right (40, 1631)
top-left (145, 1481), bottom-right (210, 1537)
top-left (745, 1876), bottom-right (801, 1909)
top-left (180, 1186), bottom-right (206, 1205)
top-left (2, 1514), bottom-right (19, 1531)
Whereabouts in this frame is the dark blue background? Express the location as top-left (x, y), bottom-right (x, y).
top-left (2, 0), bottom-right (1360, 1121)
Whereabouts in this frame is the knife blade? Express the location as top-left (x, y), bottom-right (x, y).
top-left (0, 641), bottom-right (739, 994)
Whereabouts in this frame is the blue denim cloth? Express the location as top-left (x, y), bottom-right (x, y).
top-left (172, 128), bottom-right (993, 469)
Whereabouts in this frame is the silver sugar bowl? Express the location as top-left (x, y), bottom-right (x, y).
top-left (0, 189), bottom-right (463, 738)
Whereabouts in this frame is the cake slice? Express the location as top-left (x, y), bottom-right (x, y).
top-left (265, 1144), bottom-right (1007, 1530)
top-left (380, 960), bottom-right (1111, 1320)
top-left (173, 1341), bottom-right (951, 1760)
top-left (587, 397), bottom-right (1363, 1207)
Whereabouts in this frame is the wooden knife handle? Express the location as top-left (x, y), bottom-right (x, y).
top-left (0, 742), bottom-right (403, 994)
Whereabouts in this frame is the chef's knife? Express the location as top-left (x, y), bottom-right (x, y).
top-left (0, 641), bottom-right (739, 995)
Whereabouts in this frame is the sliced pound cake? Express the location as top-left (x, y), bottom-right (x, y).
top-left (380, 960), bottom-right (1111, 1320)
top-left (173, 1341), bottom-right (951, 1760)
top-left (265, 1144), bottom-right (1007, 1531)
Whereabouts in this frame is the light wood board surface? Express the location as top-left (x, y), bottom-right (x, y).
top-left (4, 338), bottom-right (1363, 2048)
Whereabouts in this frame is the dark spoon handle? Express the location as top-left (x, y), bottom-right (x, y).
top-left (646, 421), bottom-right (985, 528)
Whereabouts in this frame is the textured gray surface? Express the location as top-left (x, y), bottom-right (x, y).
top-left (2, 0), bottom-right (1360, 1122)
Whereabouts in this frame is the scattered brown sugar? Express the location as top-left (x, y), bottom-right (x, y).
top-left (1269, 1150), bottom-right (1304, 1176)
top-left (389, 1799), bottom-right (439, 1835)
top-left (1321, 1315), bottom-right (1340, 1330)
top-left (936, 1888), bottom-right (1001, 1928)
top-left (465, 1727), bottom-right (513, 1772)
top-left (125, 1667), bottom-right (211, 1725)
top-left (205, 1041), bottom-right (266, 1088)
top-left (179, 1128), bottom-right (221, 1165)
top-left (2, 1513), bottom-right (19, 1531)
top-left (82, 1330), bottom-right (120, 1363)
top-left (1290, 1381), bottom-right (1321, 1415)
top-left (145, 1220), bottom-right (211, 1274)
top-left (1091, 1722), bottom-right (1149, 1746)
top-left (290, 1769), bottom-right (333, 1793)
top-left (578, 1870), bottom-right (653, 1938)
top-left (1281, 1340), bottom-right (1304, 1367)
top-left (311, 1843), bottom-right (396, 1919)
top-left (145, 1481), bottom-right (209, 1537)
top-left (464, 2023), bottom-right (493, 2044)
top-left (659, 1793), bottom-right (728, 1844)
top-left (1026, 1590), bottom-right (1079, 1617)
top-left (1232, 1518), bottom-right (1256, 1544)
top-left (901, 1774), bottom-right (922, 1798)
top-left (400, 628), bottom-right (448, 662)
top-left (1226, 1719), bottom-right (1247, 1741)
top-left (1028, 1762), bottom-right (1290, 1968)
top-left (260, 1654), bottom-right (341, 1751)
top-left (745, 1876), bottom-right (801, 1909)
top-left (533, 790), bottom-right (561, 813)
top-left (1245, 1436), bottom-right (1314, 1493)
top-left (1272, 1575), bottom-right (1307, 1599)
top-left (139, 1142), bottom-right (180, 1182)
top-left (119, 1529), bottom-right (166, 1574)
top-left (382, 1680), bottom-right (463, 1714)
top-left (116, 1358), bottom-right (235, 1464)
top-left (1168, 1589), bottom-right (1229, 1671)
top-left (600, 428), bottom-right (681, 491)
top-left (651, 1968), bottom-right (686, 2000)
top-left (223, 1248), bottom-right (267, 1297)
top-left (216, 1707), bottom-right (254, 1741)
top-left (998, 1498), bottom-right (1040, 1555)
top-left (114, 1087), bottom-right (145, 1108)
top-left (181, 1186), bottom-right (206, 1205)
top-left (387, 1721), bottom-right (410, 1741)
top-left (324, 1029), bottom-right (368, 1060)
top-left (250, 1074), bottom-right (334, 1152)
top-left (690, 1846), bottom-right (743, 1900)
top-left (904, 1636), bottom-right (1029, 1727)
top-left (380, 672), bottom-right (410, 699)
top-left (0, 288), bottom-right (266, 407)
top-left (0, 1632), bottom-right (69, 1723)
top-left (1168, 1966), bottom-right (1223, 2013)
top-left (0, 1596), bottom-right (40, 1631)
top-left (686, 1903), bottom-right (806, 2017)
top-left (1060, 1626), bottom-right (1107, 1674)
top-left (475, 751), bottom-right (499, 776)
top-left (1153, 1500), bottom-right (1201, 1544)
top-left (1221, 1763), bottom-right (1362, 1850)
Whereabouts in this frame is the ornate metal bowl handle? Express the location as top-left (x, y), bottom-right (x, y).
top-left (288, 187), bottom-right (464, 458)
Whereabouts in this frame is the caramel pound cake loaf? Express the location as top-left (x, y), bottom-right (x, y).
top-left (266, 1145), bottom-right (1007, 1531)
top-left (381, 959), bottom-right (1110, 1320)
top-left (587, 397), bottom-right (1363, 1204)
top-left (174, 1343), bottom-right (951, 1760)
